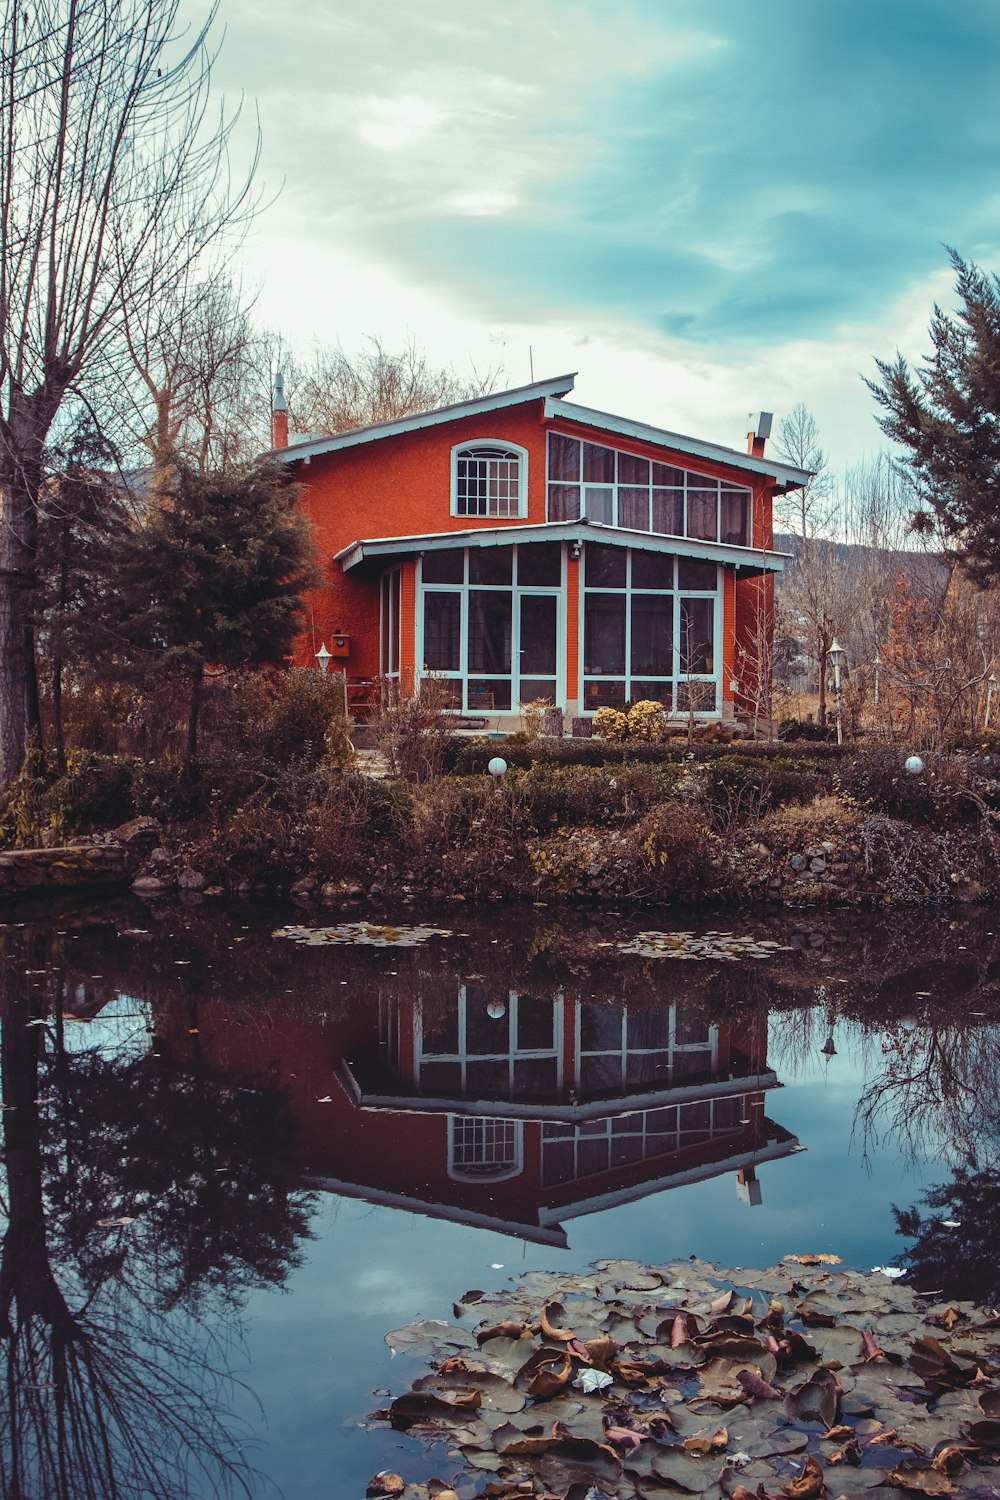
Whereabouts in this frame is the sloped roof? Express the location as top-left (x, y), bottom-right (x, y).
top-left (336, 519), bottom-right (789, 579)
top-left (267, 373), bottom-right (812, 492)
top-left (265, 373), bottom-right (577, 463)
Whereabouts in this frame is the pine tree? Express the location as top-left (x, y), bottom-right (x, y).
top-left (93, 462), bottom-right (317, 768)
top-left (869, 250), bottom-right (1000, 585)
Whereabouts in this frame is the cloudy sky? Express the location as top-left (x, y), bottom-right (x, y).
top-left (214, 0), bottom-right (1000, 470)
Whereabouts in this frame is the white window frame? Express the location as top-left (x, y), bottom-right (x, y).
top-left (416, 544), bottom-right (566, 714)
top-left (579, 545), bottom-right (722, 716)
top-left (451, 440), bottom-right (529, 519)
top-left (415, 986), bottom-right (564, 1095)
top-left (448, 1117), bottom-right (524, 1182)
top-left (546, 431), bottom-right (753, 544)
top-left (574, 1003), bottom-right (719, 1093)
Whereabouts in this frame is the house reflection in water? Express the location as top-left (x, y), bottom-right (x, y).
top-left (334, 981), bottom-right (801, 1247)
top-left (159, 976), bottom-right (801, 1249)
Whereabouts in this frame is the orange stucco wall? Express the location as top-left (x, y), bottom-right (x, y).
top-left (292, 401), bottom-right (549, 678)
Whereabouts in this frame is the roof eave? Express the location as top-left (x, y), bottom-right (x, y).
top-left (263, 373), bottom-right (578, 465)
top-left (544, 398), bottom-right (813, 490)
top-left (337, 520), bottom-right (788, 578)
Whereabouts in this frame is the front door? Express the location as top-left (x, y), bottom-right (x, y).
top-left (518, 593), bottom-right (558, 707)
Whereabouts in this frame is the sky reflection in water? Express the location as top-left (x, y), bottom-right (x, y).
top-left (0, 901), bottom-right (997, 1496)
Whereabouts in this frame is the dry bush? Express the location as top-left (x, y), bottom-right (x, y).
top-left (755, 794), bottom-right (859, 847)
top-left (306, 773), bottom-right (411, 880)
top-left (409, 776), bottom-right (533, 897)
top-left (373, 677), bottom-right (456, 780)
top-left (622, 802), bottom-right (732, 902)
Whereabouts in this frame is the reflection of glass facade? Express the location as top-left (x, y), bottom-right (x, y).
top-left (416, 985), bottom-right (563, 1099)
top-left (577, 1000), bottom-right (717, 1095)
top-left (542, 1095), bottom-right (749, 1186)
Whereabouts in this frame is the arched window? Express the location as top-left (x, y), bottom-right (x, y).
top-left (452, 442), bottom-right (527, 518)
top-left (448, 1116), bottom-right (524, 1182)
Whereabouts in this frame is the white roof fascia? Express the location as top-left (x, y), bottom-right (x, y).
top-left (336, 519), bottom-right (789, 576)
top-left (265, 373), bottom-right (577, 464)
top-left (544, 398), bottom-right (812, 491)
top-left (307, 1177), bottom-right (569, 1247)
top-left (341, 1068), bottom-right (782, 1122)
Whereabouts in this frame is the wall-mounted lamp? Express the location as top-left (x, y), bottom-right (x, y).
top-left (569, 541), bottom-right (582, 561)
top-left (315, 643), bottom-right (332, 673)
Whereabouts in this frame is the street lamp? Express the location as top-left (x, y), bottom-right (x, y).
top-left (986, 674), bottom-right (998, 730)
top-left (873, 654), bottom-right (882, 710)
top-left (828, 638), bottom-right (846, 746)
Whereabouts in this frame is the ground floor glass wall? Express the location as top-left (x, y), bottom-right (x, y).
top-left (409, 540), bottom-right (722, 716)
top-left (582, 544), bottom-right (719, 712)
top-left (417, 542), bottom-right (563, 712)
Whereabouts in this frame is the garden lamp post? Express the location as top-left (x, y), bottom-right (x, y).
top-left (829, 638), bottom-right (846, 746)
top-left (873, 654), bottom-right (882, 710)
top-left (986, 674), bottom-right (997, 730)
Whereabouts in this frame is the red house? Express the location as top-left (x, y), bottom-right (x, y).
top-left (269, 374), bottom-right (810, 727)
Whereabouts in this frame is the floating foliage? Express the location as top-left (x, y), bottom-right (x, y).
top-left (273, 922), bottom-right (453, 947)
top-left (616, 931), bottom-right (794, 961)
top-left (371, 1257), bottom-right (1000, 1498)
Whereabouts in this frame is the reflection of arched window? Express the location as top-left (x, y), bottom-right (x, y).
top-left (448, 1116), bottom-right (523, 1182)
top-left (452, 442), bottom-right (527, 518)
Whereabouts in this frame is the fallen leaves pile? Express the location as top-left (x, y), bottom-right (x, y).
top-left (368, 1257), bottom-right (1000, 1500)
top-left (614, 934), bottom-right (794, 962)
top-left (272, 923), bottom-right (453, 947)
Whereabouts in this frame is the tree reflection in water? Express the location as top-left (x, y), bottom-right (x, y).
top-left (0, 930), bottom-right (313, 1500)
top-left (848, 1006), bottom-right (1000, 1302)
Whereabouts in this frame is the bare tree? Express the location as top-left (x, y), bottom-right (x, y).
top-left (0, 0), bottom-right (258, 785)
top-left (774, 405), bottom-right (844, 728)
top-left (114, 271), bottom-right (264, 494)
top-left (282, 335), bottom-right (501, 438)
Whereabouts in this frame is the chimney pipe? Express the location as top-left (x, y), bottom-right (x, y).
top-left (272, 370), bottom-right (289, 450)
top-left (747, 410), bottom-right (772, 459)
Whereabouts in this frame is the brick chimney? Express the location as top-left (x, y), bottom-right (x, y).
top-left (746, 410), bottom-right (772, 458)
top-left (272, 370), bottom-right (289, 450)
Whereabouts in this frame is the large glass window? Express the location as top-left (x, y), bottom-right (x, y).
top-left (419, 545), bottom-right (563, 714)
top-left (547, 432), bottom-right (752, 544)
top-left (582, 544), bottom-right (718, 713)
top-left (380, 568), bottom-right (401, 676)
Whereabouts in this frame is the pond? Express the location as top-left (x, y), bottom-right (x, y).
top-left (1, 896), bottom-right (998, 1497)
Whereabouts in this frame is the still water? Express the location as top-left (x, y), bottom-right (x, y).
top-left (1, 898), bottom-right (998, 1497)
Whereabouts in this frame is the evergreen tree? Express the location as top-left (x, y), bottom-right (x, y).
top-left (869, 250), bottom-right (1000, 585)
top-left (93, 462), bottom-right (317, 768)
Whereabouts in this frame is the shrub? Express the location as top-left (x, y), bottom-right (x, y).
top-left (627, 700), bottom-right (666, 741)
top-left (372, 677), bottom-right (456, 781)
top-left (519, 762), bottom-right (685, 831)
top-left (0, 752), bottom-right (138, 848)
top-left (409, 777), bottom-right (533, 897)
top-left (519, 697), bottom-right (551, 739)
top-left (837, 748), bottom-right (982, 825)
top-left (182, 792), bottom-right (302, 885)
top-left (592, 707), bottom-right (629, 741)
top-left (306, 773), bottom-right (412, 880)
top-left (623, 802), bottom-right (731, 902)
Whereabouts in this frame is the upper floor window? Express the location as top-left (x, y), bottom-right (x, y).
top-left (547, 432), bottom-right (751, 545)
top-left (453, 442), bottom-right (527, 518)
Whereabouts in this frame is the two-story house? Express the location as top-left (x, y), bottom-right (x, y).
top-left (269, 373), bottom-right (810, 728)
